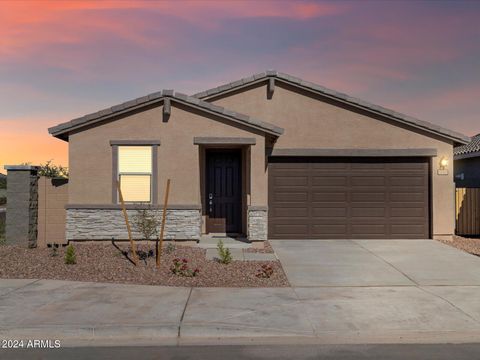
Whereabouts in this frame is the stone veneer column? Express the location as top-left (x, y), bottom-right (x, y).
top-left (247, 206), bottom-right (268, 241)
top-left (4, 165), bottom-right (40, 248)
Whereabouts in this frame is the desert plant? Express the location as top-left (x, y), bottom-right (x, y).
top-left (64, 244), bottom-right (77, 265)
top-left (170, 258), bottom-right (199, 277)
top-left (50, 243), bottom-right (59, 257)
top-left (132, 206), bottom-right (159, 241)
top-left (165, 242), bottom-right (176, 254)
top-left (256, 264), bottom-right (274, 278)
top-left (217, 239), bottom-right (232, 264)
top-left (256, 264), bottom-right (274, 279)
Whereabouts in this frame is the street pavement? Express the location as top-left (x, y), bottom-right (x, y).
top-left (3, 344), bottom-right (480, 360)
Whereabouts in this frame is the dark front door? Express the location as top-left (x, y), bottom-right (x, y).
top-left (206, 149), bottom-right (242, 234)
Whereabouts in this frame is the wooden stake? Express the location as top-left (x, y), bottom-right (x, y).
top-left (117, 181), bottom-right (138, 265)
top-left (157, 179), bottom-right (171, 268)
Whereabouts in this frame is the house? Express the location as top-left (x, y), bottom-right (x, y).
top-left (48, 71), bottom-right (470, 242)
top-left (454, 133), bottom-right (480, 188)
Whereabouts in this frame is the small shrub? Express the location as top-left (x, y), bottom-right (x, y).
top-left (132, 207), bottom-right (159, 241)
top-left (256, 264), bottom-right (274, 279)
top-left (64, 244), bottom-right (77, 265)
top-left (165, 242), bottom-right (176, 254)
top-left (0, 197), bottom-right (5, 206)
top-left (217, 239), bottom-right (232, 264)
top-left (50, 243), bottom-right (59, 257)
top-left (170, 258), bottom-right (199, 277)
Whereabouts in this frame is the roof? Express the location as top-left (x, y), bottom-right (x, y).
top-left (194, 70), bottom-right (470, 145)
top-left (454, 133), bottom-right (480, 159)
top-left (49, 90), bottom-right (284, 140)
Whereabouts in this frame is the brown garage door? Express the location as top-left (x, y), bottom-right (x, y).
top-left (268, 157), bottom-right (430, 239)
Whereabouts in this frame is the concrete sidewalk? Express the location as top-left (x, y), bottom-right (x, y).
top-left (2, 279), bottom-right (480, 346)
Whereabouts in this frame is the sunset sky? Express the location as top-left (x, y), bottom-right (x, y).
top-left (1, 0), bottom-right (480, 174)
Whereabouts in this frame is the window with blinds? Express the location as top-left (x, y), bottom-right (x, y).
top-left (118, 146), bottom-right (152, 202)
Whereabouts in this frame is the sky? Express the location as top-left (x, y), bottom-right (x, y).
top-left (1, 0), bottom-right (480, 174)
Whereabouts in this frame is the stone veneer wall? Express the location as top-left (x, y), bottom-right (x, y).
top-left (66, 208), bottom-right (202, 240)
top-left (247, 206), bottom-right (268, 241)
top-left (5, 166), bottom-right (40, 248)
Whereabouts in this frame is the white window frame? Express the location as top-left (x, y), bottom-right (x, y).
top-left (116, 145), bottom-right (154, 204)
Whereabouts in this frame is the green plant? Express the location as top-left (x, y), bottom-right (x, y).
top-left (132, 206), bottom-right (159, 241)
top-left (0, 175), bottom-right (6, 189)
top-left (165, 242), bottom-right (176, 254)
top-left (170, 258), bottom-right (199, 277)
top-left (64, 244), bottom-right (77, 265)
top-left (39, 160), bottom-right (69, 178)
top-left (217, 240), bottom-right (232, 264)
top-left (19, 161), bottom-right (69, 178)
top-left (255, 264), bottom-right (274, 279)
top-left (0, 197), bottom-right (5, 206)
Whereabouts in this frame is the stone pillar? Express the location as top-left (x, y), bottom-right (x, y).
top-left (4, 165), bottom-right (40, 248)
top-left (247, 206), bottom-right (268, 241)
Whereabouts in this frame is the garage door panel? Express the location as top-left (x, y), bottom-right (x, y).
top-left (311, 177), bottom-right (347, 186)
top-left (270, 224), bottom-right (309, 236)
top-left (390, 207), bottom-right (426, 217)
top-left (312, 207), bottom-right (348, 217)
top-left (351, 224), bottom-right (387, 235)
top-left (351, 207), bottom-right (386, 217)
top-left (312, 192), bottom-right (347, 202)
top-left (271, 207), bottom-right (309, 217)
top-left (350, 163), bottom-right (387, 170)
top-left (390, 191), bottom-right (426, 201)
top-left (272, 192), bottom-right (308, 202)
top-left (274, 176), bottom-right (308, 186)
top-left (311, 224), bottom-right (348, 235)
top-left (269, 157), bottom-right (429, 239)
top-left (351, 177), bottom-right (386, 186)
top-left (390, 176), bottom-right (425, 186)
top-left (351, 192), bottom-right (386, 202)
top-left (391, 224), bottom-right (427, 235)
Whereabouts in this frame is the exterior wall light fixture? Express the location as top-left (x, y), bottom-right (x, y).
top-left (438, 156), bottom-right (449, 175)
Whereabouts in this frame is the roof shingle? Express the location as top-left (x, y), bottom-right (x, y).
top-left (454, 133), bottom-right (480, 158)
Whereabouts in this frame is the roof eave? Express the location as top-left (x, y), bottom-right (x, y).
top-left (195, 73), bottom-right (470, 146)
top-left (48, 94), bottom-right (284, 140)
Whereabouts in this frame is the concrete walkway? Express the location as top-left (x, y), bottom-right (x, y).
top-left (2, 240), bottom-right (480, 346)
top-left (2, 278), bottom-right (480, 346)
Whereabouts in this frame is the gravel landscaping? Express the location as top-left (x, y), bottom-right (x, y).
top-left (438, 235), bottom-right (480, 256)
top-left (0, 242), bottom-right (289, 287)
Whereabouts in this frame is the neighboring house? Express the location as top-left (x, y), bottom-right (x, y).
top-left (454, 134), bottom-right (480, 188)
top-left (49, 71), bottom-right (470, 241)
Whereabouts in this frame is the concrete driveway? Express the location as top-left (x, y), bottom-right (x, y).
top-left (271, 239), bottom-right (480, 287)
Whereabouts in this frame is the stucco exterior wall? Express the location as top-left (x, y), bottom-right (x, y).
top-left (68, 103), bottom-right (266, 208)
top-left (211, 82), bottom-right (456, 237)
top-left (37, 177), bottom-right (68, 247)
